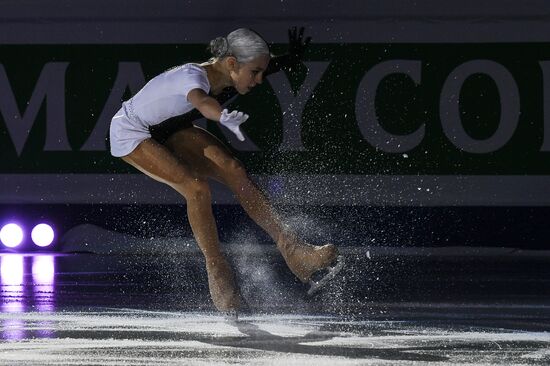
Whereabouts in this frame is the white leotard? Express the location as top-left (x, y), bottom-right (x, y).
top-left (109, 63), bottom-right (210, 157)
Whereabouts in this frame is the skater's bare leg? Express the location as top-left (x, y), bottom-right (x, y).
top-left (165, 127), bottom-right (285, 241)
top-left (122, 139), bottom-right (220, 257)
top-left (121, 138), bottom-right (239, 311)
top-left (166, 128), bottom-right (340, 283)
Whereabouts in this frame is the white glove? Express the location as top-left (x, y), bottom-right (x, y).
top-left (219, 109), bottom-right (249, 141)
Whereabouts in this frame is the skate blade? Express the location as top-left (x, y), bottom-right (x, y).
top-left (307, 255), bottom-right (345, 296)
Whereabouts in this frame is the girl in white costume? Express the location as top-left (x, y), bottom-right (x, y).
top-left (110, 28), bottom-right (341, 314)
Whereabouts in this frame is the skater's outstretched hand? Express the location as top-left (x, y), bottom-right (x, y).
top-left (288, 26), bottom-right (312, 63)
top-left (264, 26), bottom-right (312, 77)
top-left (219, 109), bottom-right (249, 141)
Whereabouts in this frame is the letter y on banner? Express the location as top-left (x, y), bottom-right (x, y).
top-left (268, 62), bottom-right (330, 151)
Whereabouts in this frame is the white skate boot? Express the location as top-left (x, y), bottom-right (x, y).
top-left (276, 232), bottom-right (344, 295)
top-left (205, 255), bottom-right (240, 317)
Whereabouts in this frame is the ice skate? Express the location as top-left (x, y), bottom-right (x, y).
top-left (205, 255), bottom-right (241, 313)
top-left (307, 255), bottom-right (345, 295)
top-left (276, 232), bottom-right (343, 295)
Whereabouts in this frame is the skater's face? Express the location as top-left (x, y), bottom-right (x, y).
top-left (227, 54), bottom-right (270, 95)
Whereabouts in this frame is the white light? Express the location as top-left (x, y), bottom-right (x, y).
top-left (1, 255), bottom-right (24, 285)
top-left (31, 224), bottom-right (55, 247)
top-left (0, 224), bottom-right (24, 248)
top-left (32, 255), bottom-right (55, 284)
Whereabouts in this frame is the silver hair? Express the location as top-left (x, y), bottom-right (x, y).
top-left (208, 28), bottom-right (270, 63)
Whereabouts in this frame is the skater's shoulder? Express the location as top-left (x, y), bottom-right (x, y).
top-left (164, 63), bottom-right (207, 76)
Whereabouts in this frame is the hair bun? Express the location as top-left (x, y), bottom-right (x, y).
top-left (208, 36), bottom-right (229, 58)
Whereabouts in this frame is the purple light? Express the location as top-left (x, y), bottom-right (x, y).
top-left (31, 224), bottom-right (55, 247)
top-left (0, 224), bottom-right (24, 248)
top-left (32, 255), bottom-right (56, 313)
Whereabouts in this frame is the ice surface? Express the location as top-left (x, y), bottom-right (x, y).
top-left (0, 309), bottom-right (549, 365)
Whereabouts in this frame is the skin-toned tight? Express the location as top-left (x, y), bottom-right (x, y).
top-left (121, 126), bottom-right (285, 260)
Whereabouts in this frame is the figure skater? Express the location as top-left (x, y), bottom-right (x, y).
top-left (109, 27), bottom-right (343, 315)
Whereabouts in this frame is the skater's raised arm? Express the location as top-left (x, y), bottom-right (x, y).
top-left (187, 89), bottom-right (249, 142)
top-left (265, 26), bottom-right (312, 76)
top-left (187, 89), bottom-right (224, 121)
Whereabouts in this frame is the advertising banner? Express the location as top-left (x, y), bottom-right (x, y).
top-left (2, 0), bottom-right (549, 205)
